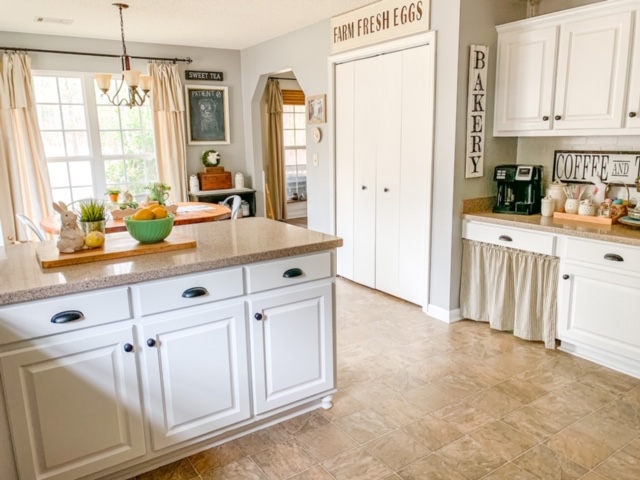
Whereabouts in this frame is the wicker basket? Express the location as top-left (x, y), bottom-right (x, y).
top-left (604, 181), bottom-right (630, 202)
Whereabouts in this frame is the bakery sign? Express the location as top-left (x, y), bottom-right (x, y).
top-left (553, 150), bottom-right (640, 185)
top-left (331, 0), bottom-right (430, 54)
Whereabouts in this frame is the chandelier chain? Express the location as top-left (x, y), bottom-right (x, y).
top-left (119, 4), bottom-right (128, 57)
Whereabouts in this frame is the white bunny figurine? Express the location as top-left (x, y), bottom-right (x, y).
top-left (52, 201), bottom-right (86, 253)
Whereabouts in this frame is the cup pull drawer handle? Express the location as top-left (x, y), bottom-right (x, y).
top-left (283, 268), bottom-right (303, 278)
top-left (51, 310), bottom-right (84, 324)
top-left (182, 287), bottom-right (209, 298)
top-left (604, 253), bottom-right (624, 262)
top-left (498, 235), bottom-right (513, 242)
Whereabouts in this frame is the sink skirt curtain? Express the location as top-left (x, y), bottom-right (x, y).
top-left (460, 239), bottom-right (559, 349)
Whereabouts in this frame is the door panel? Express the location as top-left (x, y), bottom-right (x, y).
top-left (336, 62), bottom-right (355, 279)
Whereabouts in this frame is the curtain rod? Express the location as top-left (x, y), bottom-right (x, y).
top-left (0, 46), bottom-right (192, 64)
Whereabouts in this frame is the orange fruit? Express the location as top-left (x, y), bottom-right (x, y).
top-left (152, 207), bottom-right (167, 219)
top-left (132, 209), bottom-right (154, 220)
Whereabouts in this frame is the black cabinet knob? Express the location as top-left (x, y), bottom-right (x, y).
top-left (384, 188), bottom-right (389, 192)
top-left (362, 185), bottom-right (367, 190)
top-left (123, 343), bottom-right (134, 353)
top-left (147, 338), bottom-right (157, 347)
top-left (555, 115), bottom-right (562, 121)
top-left (562, 274), bottom-right (569, 280)
top-left (254, 313), bottom-right (263, 321)
top-left (542, 116), bottom-right (549, 121)
top-left (630, 112), bottom-right (637, 118)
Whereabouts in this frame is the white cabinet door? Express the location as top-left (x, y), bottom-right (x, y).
top-left (352, 55), bottom-right (379, 289)
top-left (249, 282), bottom-right (334, 414)
top-left (140, 302), bottom-right (250, 451)
top-left (558, 262), bottom-right (640, 365)
top-left (625, 10), bottom-right (640, 128)
top-left (494, 26), bottom-right (558, 133)
top-left (553, 12), bottom-right (632, 130)
top-left (375, 51), bottom-right (403, 298)
top-left (335, 61), bottom-right (355, 280)
top-left (0, 327), bottom-right (145, 480)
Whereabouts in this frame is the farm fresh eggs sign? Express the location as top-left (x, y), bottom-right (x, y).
top-left (331, 0), bottom-right (430, 53)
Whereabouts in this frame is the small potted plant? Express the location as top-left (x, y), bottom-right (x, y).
top-left (202, 150), bottom-right (221, 172)
top-left (77, 199), bottom-right (107, 236)
top-left (105, 187), bottom-right (121, 203)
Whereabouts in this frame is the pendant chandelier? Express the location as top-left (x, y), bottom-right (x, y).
top-left (94, 3), bottom-right (151, 108)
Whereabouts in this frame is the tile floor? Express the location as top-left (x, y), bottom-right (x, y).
top-left (133, 278), bottom-right (640, 480)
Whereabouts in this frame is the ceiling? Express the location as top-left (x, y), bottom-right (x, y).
top-left (0, 0), bottom-right (380, 50)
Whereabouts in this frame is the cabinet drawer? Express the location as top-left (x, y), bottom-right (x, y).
top-left (463, 221), bottom-right (556, 255)
top-left (0, 287), bottom-right (131, 345)
top-left (246, 252), bottom-right (332, 294)
top-left (133, 268), bottom-right (244, 316)
top-left (564, 237), bottom-right (640, 274)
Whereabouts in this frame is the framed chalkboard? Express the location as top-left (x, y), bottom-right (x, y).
top-left (185, 85), bottom-right (230, 145)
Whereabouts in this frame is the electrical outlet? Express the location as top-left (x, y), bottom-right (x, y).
top-left (313, 154), bottom-right (319, 167)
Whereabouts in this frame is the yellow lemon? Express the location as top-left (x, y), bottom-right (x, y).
top-left (152, 207), bottom-right (168, 219)
top-left (84, 231), bottom-right (105, 248)
top-left (132, 209), bottom-right (154, 220)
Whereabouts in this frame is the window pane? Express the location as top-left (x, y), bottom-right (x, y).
top-left (72, 186), bottom-right (95, 200)
top-left (283, 130), bottom-right (295, 146)
top-left (105, 159), bottom-right (126, 184)
top-left (61, 105), bottom-right (87, 130)
top-left (297, 149), bottom-right (307, 164)
top-left (283, 105), bottom-right (294, 113)
top-left (294, 113), bottom-right (306, 127)
top-left (284, 149), bottom-right (298, 166)
top-left (33, 77), bottom-right (59, 103)
top-left (295, 130), bottom-right (306, 145)
top-left (283, 114), bottom-right (294, 129)
top-left (120, 107), bottom-right (141, 130)
top-left (37, 105), bottom-right (62, 130)
top-left (140, 107), bottom-right (153, 130)
top-left (51, 188), bottom-right (72, 204)
top-left (123, 131), bottom-right (154, 154)
top-left (294, 105), bottom-right (306, 113)
top-left (97, 106), bottom-right (121, 130)
top-left (69, 161), bottom-right (93, 186)
top-left (101, 131), bottom-right (123, 155)
top-left (47, 162), bottom-right (70, 188)
top-left (65, 132), bottom-right (90, 156)
top-left (41, 132), bottom-right (66, 157)
top-left (58, 78), bottom-right (83, 104)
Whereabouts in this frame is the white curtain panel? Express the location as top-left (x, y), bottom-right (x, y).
top-left (0, 53), bottom-right (53, 243)
top-left (460, 239), bottom-right (559, 348)
top-left (148, 63), bottom-right (187, 202)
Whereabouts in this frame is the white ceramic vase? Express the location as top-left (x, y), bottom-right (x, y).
top-left (565, 198), bottom-right (580, 214)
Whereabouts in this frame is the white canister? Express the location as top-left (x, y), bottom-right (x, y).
top-left (235, 172), bottom-right (245, 189)
top-left (546, 180), bottom-right (567, 212)
top-left (189, 174), bottom-right (199, 193)
top-left (241, 200), bottom-right (250, 217)
top-left (540, 198), bottom-right (555, 217)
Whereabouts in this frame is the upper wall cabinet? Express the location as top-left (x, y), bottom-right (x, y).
top-left (494, 0), bottom-right (638, 136)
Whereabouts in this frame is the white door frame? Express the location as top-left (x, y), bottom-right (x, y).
top-left (328, 31), bottom-right (437, 309)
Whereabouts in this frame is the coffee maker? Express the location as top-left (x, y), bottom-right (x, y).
top-left (493, 165), bottom-right (543, 215)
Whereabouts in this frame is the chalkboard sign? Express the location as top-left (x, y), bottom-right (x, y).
top-left (184, 85), bottom-right (230, 145)
top-left (185, 70), bottom-right (224, 81)
top-left (553, 150), bottom-right (640, 185)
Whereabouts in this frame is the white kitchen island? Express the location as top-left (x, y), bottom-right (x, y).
top-left (0, 218), bottom-right (342, 480)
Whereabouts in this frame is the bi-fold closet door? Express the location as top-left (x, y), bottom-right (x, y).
top-left (336, 44), bottom-right (433, 306)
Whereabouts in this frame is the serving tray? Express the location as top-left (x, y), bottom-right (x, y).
top-left (618, 216), bottom-right (640, 228)
top-left (36, 231), bottom-right (196, 268)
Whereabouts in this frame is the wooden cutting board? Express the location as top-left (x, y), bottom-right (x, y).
top-left (36, 232), bottom-right (197, 268)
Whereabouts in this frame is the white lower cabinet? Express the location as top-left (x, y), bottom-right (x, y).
top-left (558, 238), bottom-right (640, 376)
top-left (0, 326), bottom-right (145, 480)
top-left (249, 282), bottom-right (334, 414)
top-left (139, 301), bottom-right (250, 451)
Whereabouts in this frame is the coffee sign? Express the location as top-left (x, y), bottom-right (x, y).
top-left (553, 150), bottom-right (640, 185)
top-left (331, 0), bottom-right (430, 54)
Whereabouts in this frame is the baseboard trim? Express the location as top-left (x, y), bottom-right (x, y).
top-left (559, 340), bottom-right (640, 380)
top-left (425, 305), bottom-right (463, 324)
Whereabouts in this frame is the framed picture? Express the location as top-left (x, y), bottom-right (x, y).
top-left (307, 94), bottom-right (326, 124)
top-left (185, 85), bottom-right (230, 145)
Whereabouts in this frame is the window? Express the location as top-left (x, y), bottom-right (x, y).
top-left (282, 102), bottom-right (307, 199)
top-left (33, 73), bottom-right (157, 204)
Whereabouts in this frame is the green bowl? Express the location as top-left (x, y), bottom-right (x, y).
top-left (124, 214), bottom-right (174, 243)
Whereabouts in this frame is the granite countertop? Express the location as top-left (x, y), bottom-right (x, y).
top-left (0, 218), bottom-right (343, 306)
top-left (463, 211), bottom-right (640, 248)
